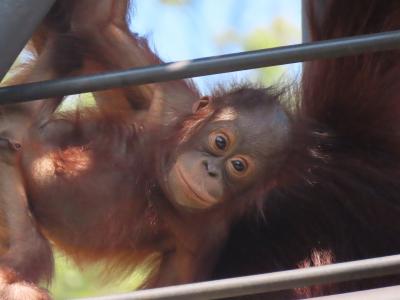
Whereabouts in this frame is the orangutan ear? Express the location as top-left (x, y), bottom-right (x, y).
top-left (192, 96), bottom-right (212, 114)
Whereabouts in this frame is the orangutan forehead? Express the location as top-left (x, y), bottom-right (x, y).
top-left (212, 106), bottom-right (239, 122)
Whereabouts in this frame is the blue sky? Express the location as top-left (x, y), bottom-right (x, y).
top-left (130, 0), bottom-right (302, 93)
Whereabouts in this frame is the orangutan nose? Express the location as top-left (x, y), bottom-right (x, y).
top-left (202, 160), bottom-right (219, 178)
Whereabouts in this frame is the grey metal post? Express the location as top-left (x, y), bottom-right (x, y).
top-left (0, 0), bottom-right (56, 82)
top-left (1, 30), bottom-right (400, 104)
top-left (77, 254), bottom-right (400, 300)
top-left (302, 0), bottom-right (327, 42)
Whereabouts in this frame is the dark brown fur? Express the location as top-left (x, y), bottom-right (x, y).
top-left (2, 0), bottom-right (400, 299)
top-left (211, 0), bottom-right (400, 298)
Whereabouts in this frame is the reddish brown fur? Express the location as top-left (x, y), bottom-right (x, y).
top-left (0, 2), bottom-right (290, 298)
top-left (2, 0), bottom-right (400, 299)
top-left (24, 110), bottom-right (162, 273)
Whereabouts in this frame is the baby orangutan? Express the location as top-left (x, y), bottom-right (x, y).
top-left (0, 1), bottom-right (290, 298)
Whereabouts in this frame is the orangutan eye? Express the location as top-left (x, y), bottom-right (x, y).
top-left (208, 132), bottom-right (231, 154)
top-left (226, 155), bottom-right (253, 179)
top-left (215, 135), bottom-right (227, 150)
top-left (231, 159), bottom-right (245, 172)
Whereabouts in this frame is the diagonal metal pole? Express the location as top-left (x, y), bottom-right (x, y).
top-left (1, 30), bottom-right (400, 105)
top-left (0, 0), bottom-right (56, 82)
top-left (76, 254), bottom-right (400, 300)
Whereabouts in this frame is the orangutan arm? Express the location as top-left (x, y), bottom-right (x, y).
top-left (68, 0), bottom-right (200, 126)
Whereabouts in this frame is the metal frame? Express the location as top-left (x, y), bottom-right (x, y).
top-left (0, 0), bottom-right (56, 81)
top-left (77, 255), bottom-right (400, 300)
top-left (1, 2), bottom-right (400, 300)
top-left (301, 0), bottom-right (327, 42)
top-left (1, 30), bottom-right (400, 104)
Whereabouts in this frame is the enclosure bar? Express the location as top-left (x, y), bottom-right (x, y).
top-left (78, 254), bottom-right (400, 300)
top-left (0, 0), bottom-right (56, 82)
top-left (2, 30), bottom-right (400, 105)
top-left (301, 0), bottom-right (327, 42)
top-left (301, 0), bottom-right (310, 42)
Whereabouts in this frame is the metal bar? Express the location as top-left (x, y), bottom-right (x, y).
top-left (301, 0), bottom-right (311, 42)
top-left (0, 0), bottom-right (56, 82)
top-left (77, 254), bottom-right (400, 300)
top-left (1, 30), bottom-right (400, 105)
top-left (301, 0), bottom-right (327, 42)
top-left (306, 285), bottom-right (400, 300)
